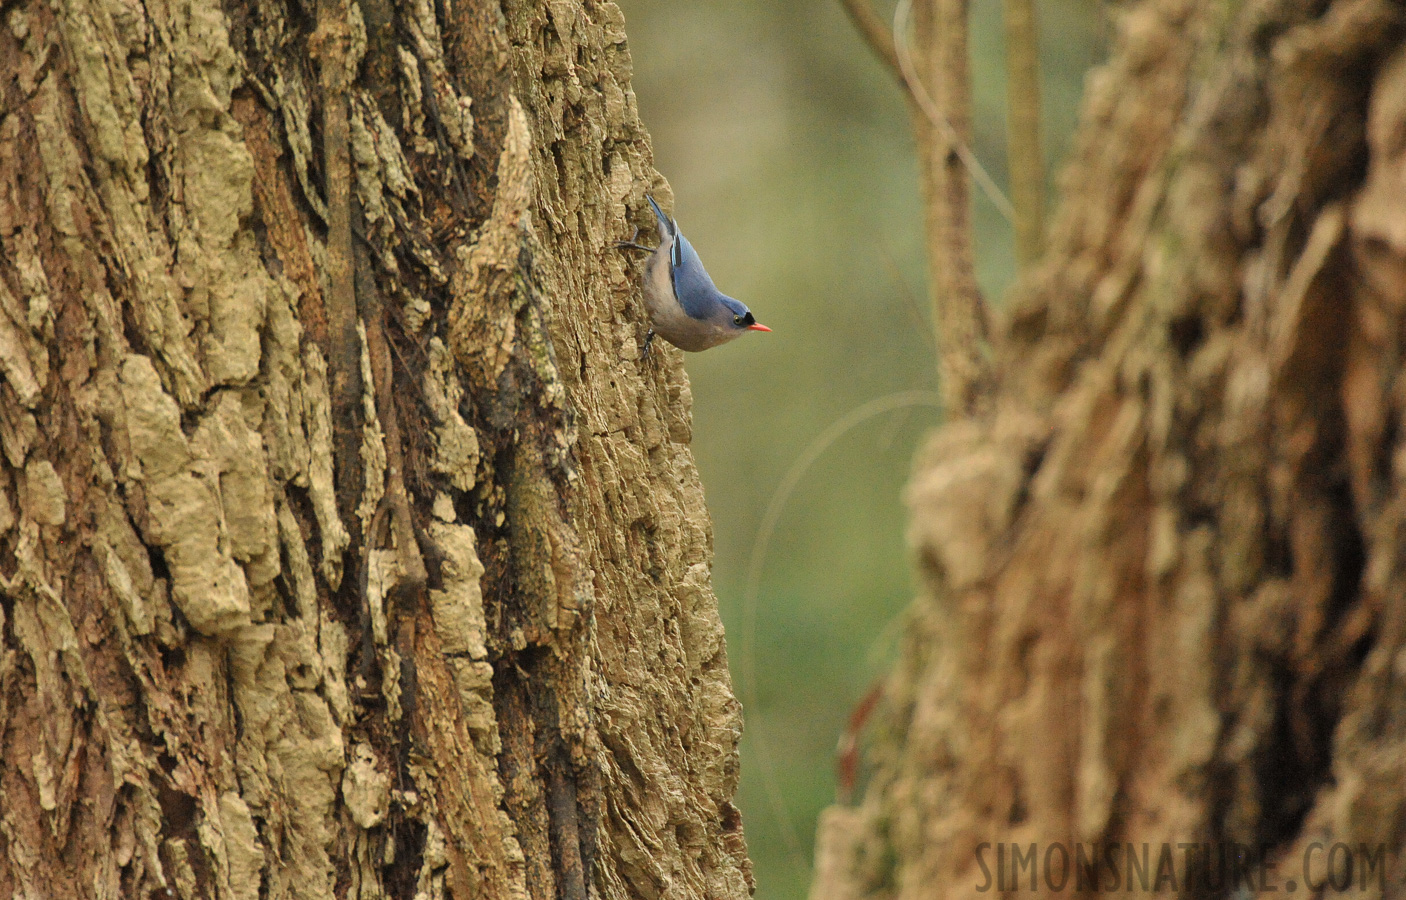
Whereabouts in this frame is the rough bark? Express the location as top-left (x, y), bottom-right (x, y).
top-left (0, 0), bottom-right (751, 897)
top-left (815, 0), bottom-right (1406, 897)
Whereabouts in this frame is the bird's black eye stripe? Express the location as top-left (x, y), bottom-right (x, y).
top-left (742, 312), bottom-right (755, 326)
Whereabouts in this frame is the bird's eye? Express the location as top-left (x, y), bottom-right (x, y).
top-left (733, 315), bottom-right (744, 326)
top-left (734, 312), bottom-right (754, 327)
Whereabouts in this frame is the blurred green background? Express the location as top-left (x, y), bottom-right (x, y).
top-left (613, 2), bottom-right (1104, 896)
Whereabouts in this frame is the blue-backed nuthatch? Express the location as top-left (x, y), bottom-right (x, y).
top-left (618, 195), bottom-right (770, 354)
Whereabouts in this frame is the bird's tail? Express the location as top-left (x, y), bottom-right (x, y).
top-left (645, 194), bottom-right (675, 239)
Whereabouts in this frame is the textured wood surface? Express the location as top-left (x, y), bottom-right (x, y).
top-left (0, 0), bottom-right (750, 896)
top-left (815, 0), bottom-right (1406, 896)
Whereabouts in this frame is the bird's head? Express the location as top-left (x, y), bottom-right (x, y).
top-left (718, 295), bottom-right (772, 335)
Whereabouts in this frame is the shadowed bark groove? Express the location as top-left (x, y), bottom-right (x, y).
top-left (814, 0), bottom-right (1406, 897)
top-left (0, 0), bottom-right (751, 897)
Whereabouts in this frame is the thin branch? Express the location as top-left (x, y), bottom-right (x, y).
top-left (1003, 0), bottom-right (1047, 265)
top-left (839, 0), bottom-right (906, 88)
top-left (908, 0), bottom-right (996, 416)
top-left (894, 0), bottom-right (1014, 222)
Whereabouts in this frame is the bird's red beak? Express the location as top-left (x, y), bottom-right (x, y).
top-left (747, 323), bottom-right (772, 332)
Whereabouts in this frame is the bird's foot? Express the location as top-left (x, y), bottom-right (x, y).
top-left (614, 226), bottom-right (654, 253)
top-left (641, 328), bottom-right (656, 361)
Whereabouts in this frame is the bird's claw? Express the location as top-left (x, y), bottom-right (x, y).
top-left (641, 328), bottom-right (656, 361)
top-left (614, 226), bottom-right (654, 253)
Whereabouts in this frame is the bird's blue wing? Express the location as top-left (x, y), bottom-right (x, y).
top-left (671, 232), bottom-right (724, 320)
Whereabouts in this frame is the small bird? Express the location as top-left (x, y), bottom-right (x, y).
top-left (617, 195), bottom-right (771, 355)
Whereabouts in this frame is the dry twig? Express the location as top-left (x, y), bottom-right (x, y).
top-left (1003, 0), bottom-right (1047, 264)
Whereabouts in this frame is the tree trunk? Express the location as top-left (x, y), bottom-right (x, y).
top-left (815, 0), bottom-right (1406, 897)
top-left (0, 0), bottom-right (751, 897)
